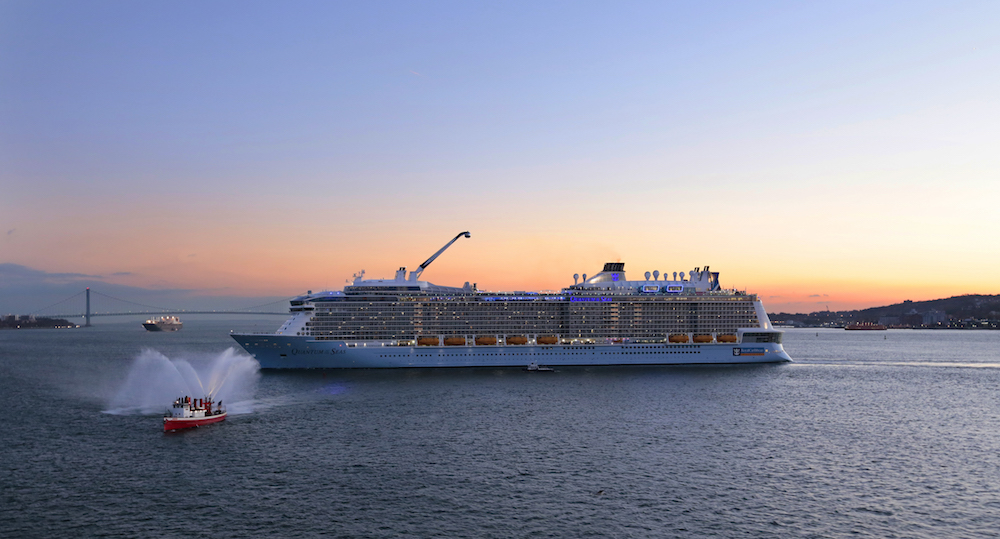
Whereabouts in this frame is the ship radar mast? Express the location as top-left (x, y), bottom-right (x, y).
top-left (408, 231), bottom-right (471, 281)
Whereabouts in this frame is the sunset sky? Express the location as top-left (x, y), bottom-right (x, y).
top-left (2, 1), bottom-right (999, 315)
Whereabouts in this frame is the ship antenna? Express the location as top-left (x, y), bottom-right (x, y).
top-left (409, 231), bottom-right (471, 281)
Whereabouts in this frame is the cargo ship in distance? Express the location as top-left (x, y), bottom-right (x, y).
top-left (845, 322), bottom-right (887, 330)
top-left (231, 232), bottom-right (791, 368)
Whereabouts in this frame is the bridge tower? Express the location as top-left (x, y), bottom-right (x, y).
top-left (85, 287), bottom-right (91, 327)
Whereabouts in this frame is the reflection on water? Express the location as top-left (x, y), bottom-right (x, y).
top-left (2, 322), bottom-right (1000, 537)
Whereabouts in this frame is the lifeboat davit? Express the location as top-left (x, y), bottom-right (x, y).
top-left (537, 336), bottom-right (558, 345)
top-left (417, 336), bottom-right (438, 346)
top-left (506, 336), bottom-right (527, 345)
top-left (668, 334), bottom-right (689, 343)
top-left (475, 336), bottom-right (497, 345)
top-left (444, 337), bottom-right (466, 346)
top-left (163, 396), bottom-right (226, 432)
top-left (692, 334), bottom-right (713, 343)
top-left (717, 334), bottom-right (738, 343)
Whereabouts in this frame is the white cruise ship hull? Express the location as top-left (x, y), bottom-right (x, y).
top-left (232, 335), bottom-right (791, 369)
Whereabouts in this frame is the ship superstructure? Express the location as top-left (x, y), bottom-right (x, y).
top-left (232, 232), bottom-right (790, 368)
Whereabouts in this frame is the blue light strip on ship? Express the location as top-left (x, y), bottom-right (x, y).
top-left (482, 296), bottom-right (567, 301)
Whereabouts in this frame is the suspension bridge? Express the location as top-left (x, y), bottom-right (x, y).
top-left (30, 288), bottom-right (290, 326)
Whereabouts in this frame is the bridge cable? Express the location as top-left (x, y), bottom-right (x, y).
top-left (89, 290), bottom-right (175, 312)
top-left (92, 289), bottom-right (296, 313)
top-left (29, 291), bottom-right (86, 315)
top-left (231, 295), bottom-right (299, 312)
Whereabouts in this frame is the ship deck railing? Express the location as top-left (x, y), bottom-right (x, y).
top-left (306, 334), bottom-right (746, 346)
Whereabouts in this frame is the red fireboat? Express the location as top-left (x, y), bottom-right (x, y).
top-left (163, 396), bottom-right (227, 432)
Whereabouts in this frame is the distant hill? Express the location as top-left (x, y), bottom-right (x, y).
top-left (770, 294), bottom-right (1000, 328)
top-left (855, 294), bottom-right (1000, 320)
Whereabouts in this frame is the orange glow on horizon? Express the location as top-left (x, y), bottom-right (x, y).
top-left (88, 249), bottom-right (993, 315)
top-left (5, 202), bottom-right (998, 315)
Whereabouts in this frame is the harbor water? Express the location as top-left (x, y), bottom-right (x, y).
top-left (2, 322), bottom-right (999, 537)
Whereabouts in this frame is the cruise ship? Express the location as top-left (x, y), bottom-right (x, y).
top-left (231, 232), bottom-right (791, 368)
top-left (143, 316), bottom-right (182, 332)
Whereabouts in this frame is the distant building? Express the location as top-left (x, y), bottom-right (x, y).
top-left (902, 309), bottom-right (923, 327)
top-left (878, 315), bottom-right (900, 326)
top-left (922, 310), bottom-right (947, 325)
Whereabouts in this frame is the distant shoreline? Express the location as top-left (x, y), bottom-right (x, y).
top-left (0, 317), bottom-right (77, 329)
top-left (770, 293), bottom-right (1000, 330)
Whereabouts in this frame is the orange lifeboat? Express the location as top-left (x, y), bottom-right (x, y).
top-left (668, 334), bottom-right (689, 343)
top-left (475, 336), bottom-right (497, 346)
top-left (692, 334), bottom-right (713, 343)
top-left (506, 336), bottom-right (527, 345)
top-left (717, 334), bottom-right (738, 343)
top-left (537, 336), bottom-right (558, 345)
top-left (444, 337), bottom-right (466, 346)
top-left (417, 337), bottom-right (439, 346)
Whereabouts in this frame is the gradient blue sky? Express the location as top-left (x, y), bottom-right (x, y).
top-left (2, 1), bottom-right (999, 316)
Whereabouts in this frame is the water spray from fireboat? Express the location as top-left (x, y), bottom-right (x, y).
top-left (105, 347), bottom-right (259, 416)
